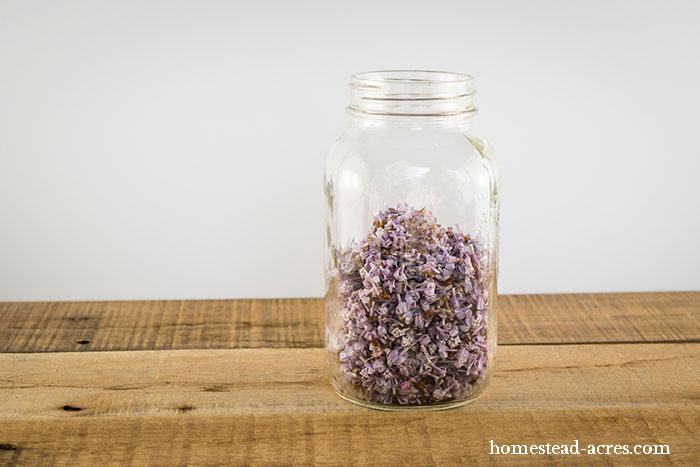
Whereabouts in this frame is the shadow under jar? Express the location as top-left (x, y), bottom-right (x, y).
top-left (324, 71), bottom-right (500, 411)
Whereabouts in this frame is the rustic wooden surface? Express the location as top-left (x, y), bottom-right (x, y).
top-left (1, 292), bottom-right (699, 465)
top-left (1, 292), bottom-right (698, 352)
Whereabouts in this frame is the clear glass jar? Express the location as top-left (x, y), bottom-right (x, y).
top-left (324, 70), bottom-right (499, 410)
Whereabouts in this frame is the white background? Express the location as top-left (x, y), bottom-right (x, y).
top-left (1, 1), bottom-right (699, 301)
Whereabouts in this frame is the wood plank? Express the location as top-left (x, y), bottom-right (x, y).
top-left (0, 292), bottom-right (698, 353)
top-left (1, 407), bottom-right (697, 466)
top-left (1, 345), bottom-right (698, 465)
top-left (500, 292), bottom-right (700, 345)
top-left (0, 298), bottom-right (324, 352)
top-left (0, 345), bottom-right (698, 417)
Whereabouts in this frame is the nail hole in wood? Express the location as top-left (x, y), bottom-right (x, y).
top-left (202, 384), bottom-right (230, 393)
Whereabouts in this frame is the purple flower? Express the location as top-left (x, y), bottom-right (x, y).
top-left (387, 347), bottom-right (408, 366)
top-left (333, 203), bottom-right (491, 406)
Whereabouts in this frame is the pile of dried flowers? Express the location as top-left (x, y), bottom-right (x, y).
top-left (334, 203), bottom-right (490, 405)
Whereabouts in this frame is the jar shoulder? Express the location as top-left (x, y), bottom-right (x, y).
top-left (326, 127), bottom-right (497, 181)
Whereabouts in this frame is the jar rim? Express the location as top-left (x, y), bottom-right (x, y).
top-left (350, 70), bottom-right (474, 89)
top-left (348, 70), bottom-right (476, 118)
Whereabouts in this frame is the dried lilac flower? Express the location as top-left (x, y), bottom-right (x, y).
top-left (333, 203), bottom-right (490, 406)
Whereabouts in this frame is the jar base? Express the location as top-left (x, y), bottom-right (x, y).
top-left (334, 389), bottom-right (485, 412)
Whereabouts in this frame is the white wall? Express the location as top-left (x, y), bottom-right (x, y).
top-left (1, 0), bottom-right (699, 301)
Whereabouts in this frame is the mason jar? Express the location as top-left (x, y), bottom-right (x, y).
top-left (324, 70), bottom-right (499, 410)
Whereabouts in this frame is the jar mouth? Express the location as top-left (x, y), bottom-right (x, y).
top-left (348, 70), bottom-right (476, 117)
top-left (351, 70), bottom-right (473, 87)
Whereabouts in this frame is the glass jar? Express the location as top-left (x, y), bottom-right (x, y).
top-left (324, 70), bottom-right (499, 410)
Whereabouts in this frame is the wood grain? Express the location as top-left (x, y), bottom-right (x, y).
top-left (1, 293), bottom-right (699, 465)
top-left (1, 407), bottom-right (697, 466)
top-left (1, 344), bottom-right (698, 465)
top-left (1, 292), bottom-right (698, 352)
top-left (0, 345), bottom-right (698, 418)
top-left (0, 298), bottom-right (323, 353)
top-left (499, 292), bottom-right (700, 345)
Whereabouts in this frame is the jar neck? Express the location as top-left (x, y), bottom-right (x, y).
top-left (347, 70), bottom-right (477, 129)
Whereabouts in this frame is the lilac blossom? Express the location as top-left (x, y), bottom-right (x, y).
top-left (333, 203), bottom-right (490, 406)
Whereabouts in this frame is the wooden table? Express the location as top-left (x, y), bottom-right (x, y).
top-left (1, 292), bottom-right (699, 465)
